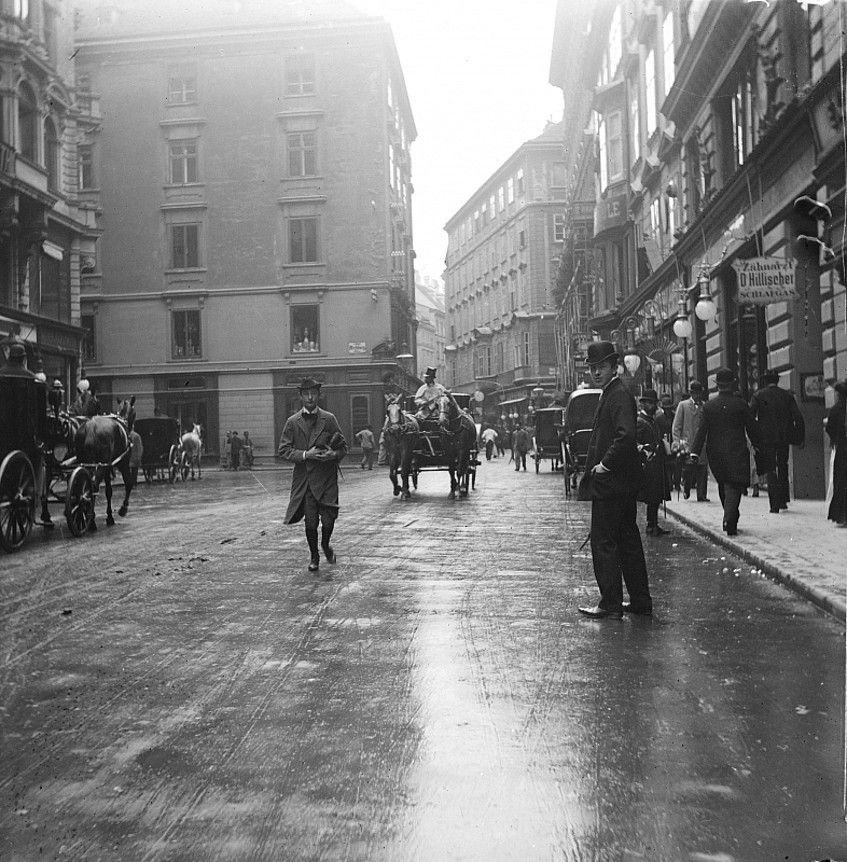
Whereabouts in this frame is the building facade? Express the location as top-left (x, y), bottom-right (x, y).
top-left (0, 0), bottom-right (94, 386)
top-left (443, 122), bottom-right (566, 424)
top-left (551, 0), bottom-right (847, 499)
top-left (74, 0), bottom-right (418, 461)
top-left (415, 275), bottom-right (445, 380)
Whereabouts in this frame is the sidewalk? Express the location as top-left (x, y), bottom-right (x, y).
top-left (664, 491), bottom-right (846, 623)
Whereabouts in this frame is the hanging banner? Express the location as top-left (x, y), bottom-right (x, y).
top-left (732, 257), bottom-right (798, 305)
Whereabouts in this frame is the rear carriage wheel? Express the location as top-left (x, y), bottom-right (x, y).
top-left (168, 445), bottom-right (180, 483)
top-left (65, 466), bottom-right (94, 536)
top-left (0, 451), bottom-right (36, 552)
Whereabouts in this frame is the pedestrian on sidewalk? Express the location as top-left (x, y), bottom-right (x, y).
top-left (577, 341), bottom-right (651, 620)
top-left (355, 423), bottom-right (375, 470)
top-left (825, 379), bottom-right (847, 527)
top-left (512, 425), bottom-right (530, 471)
top-left (230, 430), bottom-right (243, 470)
top-left (278, 377), bottom-right (348, 572)
top-left (495, 424), bottom-right (506, 457)
top-left (659, 392), bottom-right (677, 493)
top-left (481, 425), bottom-right (498, 461)
top-left (691, 367), bottom-right (762, 537)
top-left (636, 389), bottom-right (671, 536)
top-left (749, 368), bottom-right (805, 513)
top-left (672, 381), bottom-right (709, 500)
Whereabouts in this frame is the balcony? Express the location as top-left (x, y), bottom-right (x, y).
top-left (0, 143), bottom-right (16, 177)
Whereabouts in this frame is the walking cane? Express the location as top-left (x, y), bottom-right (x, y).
top-left (578, 531), bottom-right (591, 550)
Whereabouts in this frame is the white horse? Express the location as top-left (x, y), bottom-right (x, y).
top-left (179, 423), bottom-right (203, 480)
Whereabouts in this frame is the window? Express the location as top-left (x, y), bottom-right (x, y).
top-left (730, 65), bottom-right (759, 168)
top-left (608, 5), bottom-right (622, 79)
top-left (172, 309), bottom-right (201, 359)
top-left (552, 161), bottom-right (566, 187)
top-left (522, 332), bottom-right (530, 366)
top-left (516, 168), bottom-right (525, 195)
top-left (287, 132), bottom-right (317, 176)
top-left (171, 224), bottom-right (200, 269)
top-left (43, 4), bottom-right (58, 63)
top-left (13, 0), bottom-right (29, 20)
top-left (663, 11), bottom-right (676, 97)
top-left (498, 186), bottom-right (505, 212)
top-left (289, 217), bottom-right (318, 263)
top-left (286, 55), bottom-right (315, 96)
top-left (167, 68), bottom-right (197, 104)
top-left (169, 140), bottom-right (197, 184)
top-left (539, 330), bottom-right (556, 366)
top-left (630, 86), bottom-right (641, 164)
top-left (606, 111), bottom-right (623, 182)
top-left (507, 177), bottom-right (514, 203)
top-left (78, 144), bottom-right (94, 189)
top-left (18, 83), bottom-right (37, 161)
top-left (519, 229), bottom-right (526, 249)
top-left (554, 214), bottom-right (566, 242)
top-left (645, 49), bottom-right (657, 137)
top-left (598, 116), bottom-right (608, 190)
top-left (81, 313), bottom-right (96, 362)
top-left (351, 395), bottom-right (370, 436)
top-left (291, 304), bottom-right (319, 352)
top-left (44, 118), bottom-right (60, 191)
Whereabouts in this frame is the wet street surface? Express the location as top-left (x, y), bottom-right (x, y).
top-left (1, 457), bottom-right (845, 861)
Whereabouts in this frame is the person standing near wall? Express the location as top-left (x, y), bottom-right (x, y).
top-left (355, 423), bottom-right (375, 470)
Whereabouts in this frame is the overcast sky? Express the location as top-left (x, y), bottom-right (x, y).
top-left (348, 0), bottom-right (563, 286)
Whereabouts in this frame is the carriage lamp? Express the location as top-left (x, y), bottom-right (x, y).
top-left (694, 263), bottom-right (717, 322)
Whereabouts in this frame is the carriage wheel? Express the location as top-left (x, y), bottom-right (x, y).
top-left (0, 451), bottom-right (36, 552)
top-left (180, 451), bottom-right (190, 481)
top-left (168, 445), bottom-right (180, 483)
top-left (65, 466), bottom-right (94, 537)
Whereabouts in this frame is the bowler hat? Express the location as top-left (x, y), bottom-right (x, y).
top-left (424, 366), bottom-right (437, 377)
top-left (586, 340), bottom-right (618, 366)
top-left (762, 368), bottom-right (780, 384)
top-left (689, 380), bottom-right (703, 393)
top-left (715, 367), bottom-right (736, 385)
top-left (297, 376), bottom-right (322, 391)
top-left (639, 388), bottom-right (659, 402)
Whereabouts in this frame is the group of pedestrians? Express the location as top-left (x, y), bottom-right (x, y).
top-left (221, 430), bottom-right (253, 470)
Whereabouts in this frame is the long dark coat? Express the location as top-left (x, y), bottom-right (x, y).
top-left (826, 399), bottom-right (847, 523)
top-left (278, 408), bottom-right (347, 524)
top-left (691, 392), bottom-right (762, 486)
top-left (749, 383), bottom-right (804, 447)
top-left (636, 411), bottom-right (670, 504)
top-left (577, 377), bottom-right (642, 500)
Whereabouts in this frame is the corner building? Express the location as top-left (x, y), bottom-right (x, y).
top-left (74, 0), bottom-right (417, 461)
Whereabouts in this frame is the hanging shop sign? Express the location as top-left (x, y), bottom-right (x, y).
top-left (732, 257), bottom-right (798, 305)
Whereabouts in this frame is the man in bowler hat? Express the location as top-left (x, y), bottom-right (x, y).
top-left (577, 341), bottom-right (652, 619)
top-left (278, 378), bottom-right (347, 571)
top-left (749, 369), bottom-right (804, 513)
top-left (691, 368), bottom-right (762, 536)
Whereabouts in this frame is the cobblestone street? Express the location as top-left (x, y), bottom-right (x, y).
top-left (1, 457), bottom-right (845, 860)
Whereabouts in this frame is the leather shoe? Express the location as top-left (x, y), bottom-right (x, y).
top-left (652, 525), bottom-right (671, 536)
top-left (622, 602), bottom-right (653, 616)
top-left (578, 605), bottom-right (623, 620)
top-left (308, 556), bottom-right (320, 572)
top-left (322, 545), bottom-right (336, 564)
top-left (725, 526), bottom-right (738, 536)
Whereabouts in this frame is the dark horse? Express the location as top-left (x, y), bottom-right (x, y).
top-left (72, 406), bottom-right (136, 529)
top-left (384, 396), bottom-right (419, 499)
top-left (437, 393), bottom-right (477, 500)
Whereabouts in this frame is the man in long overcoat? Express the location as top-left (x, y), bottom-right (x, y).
top-left (577, 341), bottom-right (651, 619)
top-left (636, 389), bottom-right (671, 536)
top-left (691, 367), bottom-right (762, 536)
top-left (278, 377), bottom-right (348, 571)
top-left (672, 380), bottom-right (709, 500)
top-left (749, 368), bottom-right (804, 513)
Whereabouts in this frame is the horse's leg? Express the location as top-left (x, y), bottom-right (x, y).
top-left (197, 453), bottom-right (202, 480)
top-left (105, 473), bottom-right (115, 526)
top-left (447, 462), bottom-right (456, 499)
top-left (400, 442), bottom-right (411, 499)
top-left (118, 464), bottom-right (133, 517)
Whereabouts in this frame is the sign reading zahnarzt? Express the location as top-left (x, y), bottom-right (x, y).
top-left (732, 257), bottom-right (798, 305)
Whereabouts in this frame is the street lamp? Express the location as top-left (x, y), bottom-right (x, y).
top-left (623, 350), bottom-right (641, 375)
top-left (694, 262), bottom-right (717, 322)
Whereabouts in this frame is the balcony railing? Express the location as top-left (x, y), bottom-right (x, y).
top-left (0, 143), bottom-right (16, 176)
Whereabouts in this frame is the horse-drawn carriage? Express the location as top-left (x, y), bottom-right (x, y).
top-left (135, 416), bottom-right (183, 483)
top-left (0, 368), bottom-right (136, 551)
top-left (561, 387), bottom-right (602, 493)
top-left (383, 390), bottom-right (478, 500)
top-left (531, 406), bottom-right (566, 473)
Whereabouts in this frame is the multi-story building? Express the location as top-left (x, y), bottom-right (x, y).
top-left (74, 0), bottom-right (417, 461)
top-left (443, 122), bottom-right (566, 423)
top-left (415, 275), bottom-right (445, 381)
top-left (0, 0), bottom-right (96, 386)
top-left (551, 0), bottom-right (846, 498)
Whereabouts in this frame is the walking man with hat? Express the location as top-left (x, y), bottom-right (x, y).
top-left (691, 368), bottom-right (762, 536)
top-left (672, 380), bottom-right (709, 501)
top-left (749, 368), bottom-right (804, 513)
top-left (278, 377), bottom-right (348, 572)
top-left (636, 388), bottom-right (671, 536)
top-left (577, 341), bottom-right (652, 619)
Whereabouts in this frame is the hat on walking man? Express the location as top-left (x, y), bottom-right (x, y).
top-left (638, 388), bottom-right (659, 403)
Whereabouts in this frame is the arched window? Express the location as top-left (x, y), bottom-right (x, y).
top-left (44, 117), bottom-right (60, 190)
top-left (18, 83), bottom-right (37, 162)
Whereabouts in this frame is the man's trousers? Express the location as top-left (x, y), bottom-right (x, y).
top-left (765, 444), bottom-right (789, 511)
top-left (717, 482), bottom-right (745, 532)
top-left (590, 496), bottom-right (651, 612)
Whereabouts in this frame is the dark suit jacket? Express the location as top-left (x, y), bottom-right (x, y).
top-left (749, 384), bottom-right (804, 447)
top-left (278, 408), bottom-right (348, 523)
top-left (692, 392), bottom-right (762, 486)
top-left (577, 377), bottom-right (642, 500)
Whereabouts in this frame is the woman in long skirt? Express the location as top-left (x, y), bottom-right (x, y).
top-left (825, 380), bottom-right (847, 526)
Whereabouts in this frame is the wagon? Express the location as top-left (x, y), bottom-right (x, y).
top-left (134, 416), bottom-right (183, 483)
top-left (0, 370), bottom-right (99, 551)
top-left (531, 406), bottom-right (566, 473)
top-left (562, 388), bottom-right (602, 492)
